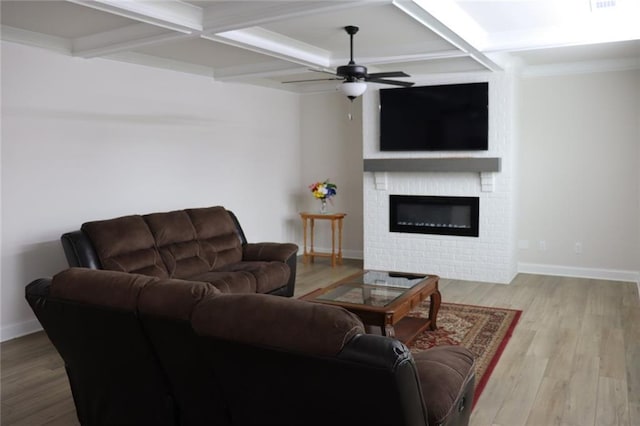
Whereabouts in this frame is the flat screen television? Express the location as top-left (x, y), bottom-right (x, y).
top-left (379, 82), bottom-right (488, 151)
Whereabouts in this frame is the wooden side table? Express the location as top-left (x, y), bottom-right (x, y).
top-left (299, 212), bottom-right (346, 267)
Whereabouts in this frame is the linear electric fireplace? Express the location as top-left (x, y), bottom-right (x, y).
top-left (390, 195), bottom-right (479, 237)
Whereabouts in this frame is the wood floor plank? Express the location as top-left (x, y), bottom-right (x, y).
top-left (526, 327), bottom-right (578, 380)
top-left (596, 377), bottom-right (630, 426)
top-left (599, 328), bottom-right (628, 381)
top-left (629, 403), bottom-right (640, 426)
top-left (562, 354), bottom-right (600, 426)
top-left (622, 305), bottom-right (640, 414)
top-left (525, 376), bottom-right (569, 426)
top-left (469, 327), bottom-right (537, 426)
top-left (492, 355), bottom-right (549, 426)
top-left (1, 260), bottom-right (638, 426)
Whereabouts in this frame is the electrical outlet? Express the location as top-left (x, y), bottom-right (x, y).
top-left (538, 240), bottom-right (546, 251)
top-left (575, 242), bottom-right (583, 254)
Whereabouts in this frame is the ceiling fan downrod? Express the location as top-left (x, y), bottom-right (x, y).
top-left (345, 25), bottom-right (358, 65)
top-left (337, 26), bottom-right (367, 80)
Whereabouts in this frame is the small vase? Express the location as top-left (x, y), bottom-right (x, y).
top-left (319, 198), bottom-right (328, 214)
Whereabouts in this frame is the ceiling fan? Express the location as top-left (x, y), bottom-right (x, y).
top-left (283, 25), bottom-right (414, 101)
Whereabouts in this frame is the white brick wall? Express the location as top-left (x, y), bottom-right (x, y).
top-left (362, 72), bottom-right (518, 284)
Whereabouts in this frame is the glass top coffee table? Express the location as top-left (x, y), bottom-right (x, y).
top-left (300, 270), bottom-right (441, 344)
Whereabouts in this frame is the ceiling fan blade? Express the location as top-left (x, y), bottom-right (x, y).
top-left (366, 78), bottom-right (415, 87)
top-left (282, 77), bottom-right (343, 84)
top-left (366, 71), bottom-right (410, 78)
top-left (308, 68), bottom-right (337, 76)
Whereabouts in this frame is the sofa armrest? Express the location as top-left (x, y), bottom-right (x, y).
top-left (242, 243), bottom-right (298, 263)
top-left (414, 346), bottom-right (475, 426)
top-left (61, 230), bottom-right (102, 269)
top-left (243, 243), bottom-right (299, 297)
top-left (26, 278), bottom-right (51, 299)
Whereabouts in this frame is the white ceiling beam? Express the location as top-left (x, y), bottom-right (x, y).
top-left (72, 23), bottom-right (192, 58)
top-left (214, 62), bottom-right (310, 82)
top-left (104, 51), bottom-right (214, 78)
top-left (521, 57), bottom-right (640, 78)
top-left (345, 50), bottom-right (469, 67)
top-left (392, 0), bottom-right (501, 72)
top-left (0, 25), bottom-right (72, 55)
top-left (204, 27), bottom-right (332, 70)
top-left (201, 1), bottom-right (373, 34)
top-left (484, 26), bottom-right (640, 54)
top-left (214, 52), bottom-right (470, 84)
top-left (66, 0), bottom-right (203, 33)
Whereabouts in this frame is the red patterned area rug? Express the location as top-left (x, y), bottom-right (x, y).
top-left (407, 301), bottom-right (521, 407)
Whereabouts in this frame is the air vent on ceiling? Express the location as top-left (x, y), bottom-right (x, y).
top-left (590, 0), bottom-right (617, 11)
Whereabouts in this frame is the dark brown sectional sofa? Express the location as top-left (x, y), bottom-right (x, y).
top-left (26, 268), bottom-right (476, 426)
top-left (44, 206), bottom-right (477, 425)
top-left (60, 206), bottom-right (298, 296)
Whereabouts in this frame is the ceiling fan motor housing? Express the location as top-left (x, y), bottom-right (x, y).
top-left (337, 63), bottom-right (368, 80)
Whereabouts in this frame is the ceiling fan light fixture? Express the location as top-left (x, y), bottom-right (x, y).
top-left (340, 81), bottom-right (367, 100)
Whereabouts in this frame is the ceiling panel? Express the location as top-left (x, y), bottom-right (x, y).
top-left (262, 3), bottom-right (448, 57)
top-left (133, 36), bottom-right (286, 69)
top-left (1, 0), bottom-right (638, 95)
top-left (0, 1), bottom-right (135, 38)
top-left (456, 0), bottom-right (591, 34)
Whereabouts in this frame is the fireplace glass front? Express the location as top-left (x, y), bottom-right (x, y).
top-left (390, 195), bottom-right (479, 237)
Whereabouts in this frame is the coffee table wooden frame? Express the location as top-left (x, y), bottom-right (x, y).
top-left (300, 270), bottom-right (441, 345)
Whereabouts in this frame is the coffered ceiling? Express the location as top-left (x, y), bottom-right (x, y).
top-left (2, 0), bottom-right (639, 94)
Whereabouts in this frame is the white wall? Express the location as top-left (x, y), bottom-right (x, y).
top-left (299, 92), bottom-right (363, 259)
top-left (517, 69), bottom-right (640, 280)
top-left (1, 41), bottom-right (302, 340)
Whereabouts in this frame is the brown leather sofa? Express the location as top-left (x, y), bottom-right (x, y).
top-left (60, 206), bottom-right (298, 297)
top-left (26, 268), bottom-right (476, 426)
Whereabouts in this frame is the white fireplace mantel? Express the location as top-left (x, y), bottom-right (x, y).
top-left (364, 158), bottom-right (501, 192)
top-left (363, 157), bottom-right (501, 173)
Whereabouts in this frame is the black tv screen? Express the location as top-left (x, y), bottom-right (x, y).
top-left (380, 82), bottom-right (488, 151)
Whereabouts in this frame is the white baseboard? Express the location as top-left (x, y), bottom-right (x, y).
top-left (340, 249), bottom-right (364, 260)
top-left (1, 319), bottom-right (43, 342)
top-left (517, 262), bottom-right (640, 284)
top-left (297, 248), bottom-right (364, 260)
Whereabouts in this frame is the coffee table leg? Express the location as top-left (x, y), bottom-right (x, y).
top-left (384, 324), bottom-right (396, 338)
top-left (429, 289), bottom-right (441, 330)
top-left (363, 324), bottom-right (393, 338)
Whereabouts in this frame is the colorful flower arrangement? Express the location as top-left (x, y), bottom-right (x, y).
top-left (308, 179), bottom-right (337, 201)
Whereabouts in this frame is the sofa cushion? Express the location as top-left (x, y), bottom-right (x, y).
top-left (414, 345), bottom-right (476, 426)
top-left (191, 294), bottom-right (365, 357)
top-left (82, 215), bottom-right (169, 278)
top-left (185, 207), bottom-right (243, 269)
top-left (50, 268), bottom-right (157, 310)
top-left (138, 278), bottom-right (219, 320)
top-left (218, 261), bottom-right (290, 294)
top-left (189, 271), bottom-right (257, 294)
top-left (144, 210), bottom-right (211, 279)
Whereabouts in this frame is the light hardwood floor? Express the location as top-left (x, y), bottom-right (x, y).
top-left (2, 259), bottom-right (639, 426)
